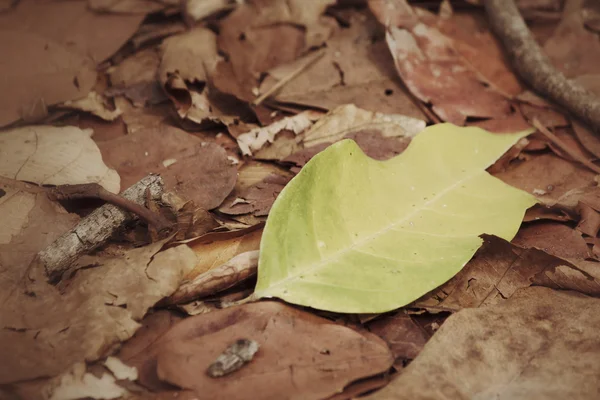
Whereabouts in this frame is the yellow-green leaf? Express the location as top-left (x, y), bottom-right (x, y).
top-left (253, 123), bottom-right (536, 313)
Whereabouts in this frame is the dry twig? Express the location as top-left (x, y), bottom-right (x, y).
top-left (484, 0), bottom-right (600, 133)
top-left (39, 175), bottom-right (169, 282)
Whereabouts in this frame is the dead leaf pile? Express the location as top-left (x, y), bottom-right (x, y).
top-left (3, 0), bottom-right (600, 399)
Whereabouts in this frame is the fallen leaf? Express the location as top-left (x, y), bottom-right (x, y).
top-left (0, 0), bottom-right (144, 62)
top-left (236, 111), bottom-right (321, 156)
top-left (495, 153), bottom-right (596, 201)
top-left (257, 10), bottom-right (426, 119)
top-left (183, 225), bottom-right (263, 280)
top-left (169, 250), bottom-right (259, 304)
top-left (108, 48), bottom-right (165, 107)
top-left (0, 125), bottom-right (120, 193)
top-left (88, 0), bottom-right (172, 14)
top-left (218, 174), bottom-right (290, 217)
top-left (96, 114), bottom-right (236, 209)
top-left (365, 287), bottom-right (600, 400)
top-left (159, 27), bottom-right (228, 124)
top-left (61, 91), bottom-right (122, 121)
top-left (0, 30), bottom-right (96, 126)
top-left (512, 222), bottom-right (591, 259)
top-left (370, 0), bottom-right (511, 125)
top-left (183, 0), bottom-right (238, 23)
top-left (254, 124), bottom-right (536, 313)
top-left (544, 1), bottom-right (600, 78)
top-left (213, 0), bottom-right (336, 101)
top-left (46, 363), bottom-right (128, 400)
top-left (576, 203), bottom-right (600, 236)
top-left (302, 104), bottom-right (425, 148)
top-left (123, 301), bottom-right (393, 399)
top-left (104, 357), bottom-right (138, 381)
top-left (0, 178), bottom-right (79, 306)
top-left (368, 312), bottom-right (430, 361)
top-left (0, 241), bottom-right (198, 383)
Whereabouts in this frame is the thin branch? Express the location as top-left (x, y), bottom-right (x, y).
top-left (484, 0), bottom-right (600, 133)
top-left (39, 175), bottom-right (169, 282)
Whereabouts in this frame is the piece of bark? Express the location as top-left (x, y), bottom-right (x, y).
top-left (484, 0), bottom-right (600, 133)
top-left (38, 175), bottom-right (164, 281)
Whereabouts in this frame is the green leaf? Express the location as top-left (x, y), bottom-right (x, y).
top-left (254, 123), bottom-right (537, 313)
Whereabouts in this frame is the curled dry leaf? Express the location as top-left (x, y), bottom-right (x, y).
top-left (0, 240), bottom-right (198, 383)
top-left (46, 362), bottom-right (128, 400)
top-left (0, 125), bottom-right (120, 193)
top-left (169, 250), bottom-right (259, 304)
top-left (61, 91), bottom-right (123, 121)
top-left (366, 287), bottom-right (600, 400)
top-left (108, 48), bottom-right (165, 107)
top-left (183, 0), bottom-right (238, 23)
top-left (236, 110), bottom-right (321, 156)
top-left (122, 301), bottom-right (393, 399)
top-left (182, 225), bottom-right (263, 281)
top-left (0, 30), bottom-right (96, 126)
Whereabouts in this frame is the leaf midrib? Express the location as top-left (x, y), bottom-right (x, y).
top-left (259, 169), bottom-right (483, 294)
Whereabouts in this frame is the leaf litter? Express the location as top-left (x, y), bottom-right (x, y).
top-left (3, 0), bottom-right (600, 399)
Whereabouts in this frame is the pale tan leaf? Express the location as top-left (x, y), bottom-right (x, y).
top-left (0, 126), bottom-right (120, 193)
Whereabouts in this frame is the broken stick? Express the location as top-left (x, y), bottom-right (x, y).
top-left (39, 175), bottom-right (166, 282)
top-left (484, 0), bottom-right (600, 133)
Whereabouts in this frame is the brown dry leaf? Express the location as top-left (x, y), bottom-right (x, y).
top-left (569, 75), bottom-right (600, 158)
top-left (122, 301), bottom-right (393, 399)
top-left (584, 0), bottom-right (600, 32)
top-left (576, 203), bottom-right (600, 236)
top-left (413, 6), bottom-right (523, 97)
top-left (0, 30), bottom-right (96, 126)
top-left (368, 312), bottom-right (430, 362)
top-left (88, 0), bottom-right (173, 14)
top-left (544, 0), bottom-right (600, 78)
top-left (108, 48), bottom-right (165, 107)
top-left (495, 153), bottom-right (597, 201)
top-left (0, 125), bottom-right (120, 193)
top-left (183, 0), bottom-right (238, 23)
top-left (512, 222), bottom-right (591, 259)
top-left (159, 27), bottom-right (239, 125)
top-left (45, 362), bottom-right (130, 400)
top-left (366, 287), bottom-right (600, 400)
top-left (303, 104), bottom-right (425, 148)
top-left (0, 178), bottom-right (79, 306)
top-left (96, 110), bottom-right (236, 209)
top-left (218, 174), bottom-right (291, 217)
top-left (168, 250), bottom-right (259, 304)
top-left (257, 10), bottom-right (426, 119)
top-left (0, 0), bottom-right (144, 62)
top-left (183, 225), bottom-right (263, 280)
top-left (236, 110), bottom-right (322, 156)
top-left (415, 235), bottom-right (600, 312)
top-left (61, 91), bottom-right (123, 121)
top-left (0, 240), bottom-right (198, 383)
top-left (213, 0), bottom-right (336, 101)
top-left (370, 0), bottom-right (511, 125)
